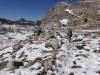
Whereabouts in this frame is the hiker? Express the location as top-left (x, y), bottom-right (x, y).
top-left (67, 28), bottom-right (72, 42)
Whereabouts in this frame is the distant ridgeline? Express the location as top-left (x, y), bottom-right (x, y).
top-left (0, 18), bottom-right (36, 26)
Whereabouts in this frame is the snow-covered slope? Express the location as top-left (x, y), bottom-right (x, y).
top-left (0, 25), bottom-right (100, 75)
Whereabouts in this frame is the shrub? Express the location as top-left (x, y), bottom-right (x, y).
top-left (36, 29), bottom-right (43, 36)
top-left (76, 45), bottom-right (84, 50)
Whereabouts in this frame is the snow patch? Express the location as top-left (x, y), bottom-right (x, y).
top-left (64, 9), bottom-right (73, 14)
top-left (59, 19), bottom-right (68, 25)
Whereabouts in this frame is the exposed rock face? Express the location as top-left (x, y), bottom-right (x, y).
top-left (73, 0), bottom-right (98, 20)
top-left (45, 38), bottom-right (61, 50)
top-left (43, 30), bottom-right (53, 41)
top-left (72, 0), bottom-right (100, 28)
top-left (42, 2), bottom-right (75, 26)
top-left (42, 0), bottom-right (100, 29)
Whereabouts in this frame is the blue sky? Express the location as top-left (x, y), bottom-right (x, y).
top-left (0, 0), bottom-right (78, 20)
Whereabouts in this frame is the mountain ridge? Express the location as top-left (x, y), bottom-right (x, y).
top-left (42, 0), bottom-right (100, 29)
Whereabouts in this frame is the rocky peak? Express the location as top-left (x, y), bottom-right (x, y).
top-left (78, 0), bottom-right (100, 3)
top-left (42, 1), bottom-right (76, 26)
top-left (42, 0), bottom-right (100, 29)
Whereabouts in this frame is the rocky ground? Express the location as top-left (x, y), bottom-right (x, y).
top-left (0, 24), bottom-right (99, 75)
